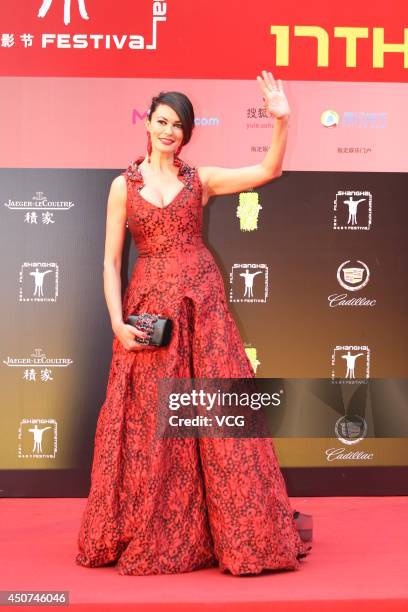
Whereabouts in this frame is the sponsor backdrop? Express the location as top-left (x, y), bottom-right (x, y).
top-left (0, 0), bottom-right (407, 496)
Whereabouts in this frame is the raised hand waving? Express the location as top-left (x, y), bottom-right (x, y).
top-left (257, 70), bottom-right (290, 119)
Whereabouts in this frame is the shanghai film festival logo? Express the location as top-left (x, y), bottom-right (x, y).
top-left (229, 264), bottom-right (269, 303)
top-left (331, 345), bottom-right (370, 383)
top-left (18, 418), bottom-right (58, 459)
top-left (19, 262), bottom-right (59, 302)
top-left (38, 0), bottom-right (89, 26)
top-left (333, 190), bottom-right (373, 231)
top-left (31, 0), bottom-right (168, 51)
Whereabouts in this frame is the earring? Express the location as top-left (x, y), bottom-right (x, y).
top-left (174, 143), bottom-right (183, 161)
top-left (147, 132), bottom-right (152, 163)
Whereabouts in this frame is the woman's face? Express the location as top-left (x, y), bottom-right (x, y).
top-left (146, 104), bottom-right (184, 155)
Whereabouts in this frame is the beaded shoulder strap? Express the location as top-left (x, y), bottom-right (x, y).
top-left (123, 157), bottom-right (144, 183)
top-left (176, 157), bottom-right (195, 192)
top-left (123, 155), bottom-right (195, 192)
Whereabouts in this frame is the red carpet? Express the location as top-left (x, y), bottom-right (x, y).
top-left (0, 496), bottom-right (407, 611)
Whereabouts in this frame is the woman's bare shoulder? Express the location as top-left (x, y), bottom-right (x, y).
top-left (105, 175), bottom-right (127, 213)
top-left (112, 174), bottom-right (126, 187)
top-left (109, 174), bottom-right (127, 198)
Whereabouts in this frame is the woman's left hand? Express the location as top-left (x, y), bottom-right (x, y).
top-left (257, 70), bottom-right (290, 119)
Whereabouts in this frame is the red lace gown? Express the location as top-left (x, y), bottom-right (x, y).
top-left (75, 155), bottom-right (311, 576)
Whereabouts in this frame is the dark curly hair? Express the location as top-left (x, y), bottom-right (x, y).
top-left (148, 91), bottom-right (195, 146)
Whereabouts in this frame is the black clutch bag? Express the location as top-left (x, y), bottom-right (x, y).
top-left (126, 313), bottom-right (173, 347)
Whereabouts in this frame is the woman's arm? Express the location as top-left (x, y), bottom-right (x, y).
top-left (198, 71), bottom-right (290, 199)
top-left (103, 175), bottom-right (127, 333)
top-left (103, 176), bottom-right (154, 351)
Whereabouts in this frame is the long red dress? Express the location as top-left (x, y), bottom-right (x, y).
top-left (75, 155), bottom-right (311, 575)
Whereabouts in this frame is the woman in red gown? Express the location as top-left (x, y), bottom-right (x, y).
top-left (76, 70), bottom-right (311, 575)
